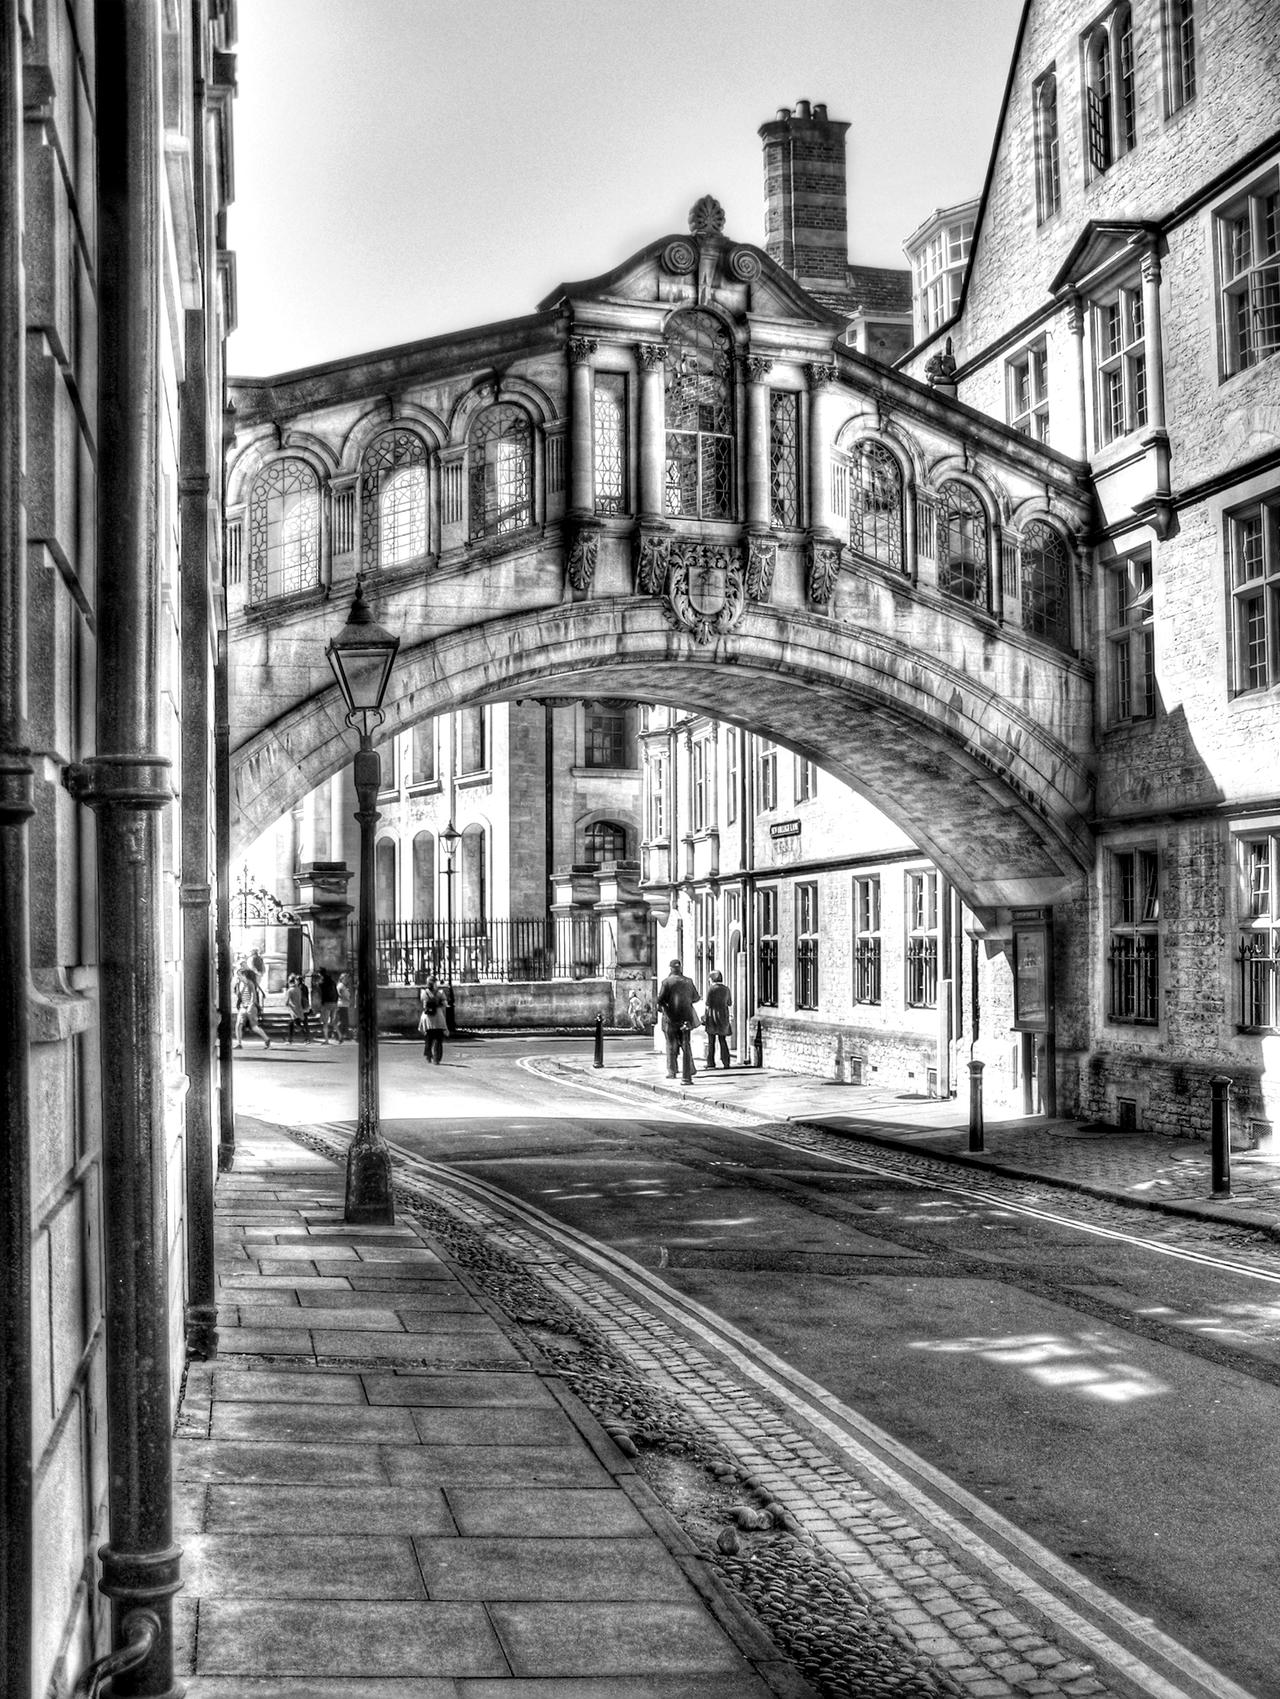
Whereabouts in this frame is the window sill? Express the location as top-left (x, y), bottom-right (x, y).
top-left (572, 766), bottom-right (641, 779)
top-left (406, 780), bottom-right (443, 796)
top-left (455, 770), bottom-right (491, 790)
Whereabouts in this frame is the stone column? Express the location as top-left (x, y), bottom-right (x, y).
top-left (806, 360), bottom-right (836, 533)
top-left (637, 342), bottom-right (666, 520)
top-left (745, 356), bottom-right (773, 529)
top-left (1066, 294), bottom-right (1088, 461)
top-left (568, 335), bottom-right (597, 518)
top-left (1140, 248), bottom-right (1166, 432)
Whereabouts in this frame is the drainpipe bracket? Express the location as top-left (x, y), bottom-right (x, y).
top-left (97, 1541), bottom-right (184, 1605)
top-left (65, 755), bottom-right (174, 810)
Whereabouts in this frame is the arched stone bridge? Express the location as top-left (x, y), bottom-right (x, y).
top-left (226, 206), bottom-right (1097, 920)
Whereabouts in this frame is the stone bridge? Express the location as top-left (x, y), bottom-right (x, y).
top-left (226, 206), bottom-right (1097, 920)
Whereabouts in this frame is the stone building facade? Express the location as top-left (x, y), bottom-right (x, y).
top-left (641, 707), bottom-right (1036, 1111)
top-left (901, 0), bottom-right (1280, 1143)
top-left (2, 3), bottom-right (236, 1694)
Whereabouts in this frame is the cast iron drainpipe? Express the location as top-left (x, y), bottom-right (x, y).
top-left (66, 4), bottom-right (184, 1692)
top-left (0, 4), bottom-right (35, 1692)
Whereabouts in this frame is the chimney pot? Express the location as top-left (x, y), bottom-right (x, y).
top-left (796, 99), bottom-right (811, 119)
top-left (776, 106), bottom-right (792, 121)
top-left (813, 102), bottom-right (828, 120)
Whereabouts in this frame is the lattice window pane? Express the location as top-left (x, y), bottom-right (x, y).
top-left (769, 392), bottom-right (799, 528)
top-left (593, 375), bottom-right (626, 516)
top-left (248, 457), bottom-right (321, 603)
top-left (937, 482), bottom-right (989, 605)
top-left (1020, 522), bottom-right (1071, 646)
top-left (469, 405), bottom-right (533, 540)
top-left (664, 311), bottom-right (735, 520)
top-left (849, 441), bottom-right (903, 571)
top-left (360, 431), bottom-right (428, 572)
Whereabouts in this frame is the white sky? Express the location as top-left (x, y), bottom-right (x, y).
top-left (227, 0), bottom-right (1024, 377)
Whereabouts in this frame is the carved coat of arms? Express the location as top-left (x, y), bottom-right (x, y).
top-left (662, 540), bottom-right (745, 645)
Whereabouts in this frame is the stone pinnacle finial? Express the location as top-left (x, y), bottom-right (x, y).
top-left (688, 196), bottom-right (726, 237)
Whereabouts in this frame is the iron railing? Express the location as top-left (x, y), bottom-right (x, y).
top-left (1239, 933), bottom-right (1278, 1030)
top-left (366, 915), bottom-right (607, 986)
top-left (1109, 935), bottom-right (1159, 1023)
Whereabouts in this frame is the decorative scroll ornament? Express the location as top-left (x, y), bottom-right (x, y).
top-left (234, 866), bottom-right (304, 929)
top-left (662, 539), bottom-right (745, 646)
top-left (634, 528), bottom-right (672, 596)
top-left (661, 239), bottom-right (698, 276)
top-left (688, 195), bottom-right (727, 237)
top-left (568, 335), bottom-right (599, 364)
top-left (636, 341), bottom-right (666, 370)
top-left (566, 526), bottom-right (600, 593)
top-left (729, 245), bottom-right (763, 281)
top-left (746, 535), bottom-right (778, 602)
top-left (746, 355), bottom-right (774, 383)
top-left (807, 538), bottom-right (842, 607)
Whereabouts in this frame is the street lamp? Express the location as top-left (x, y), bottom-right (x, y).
top-left (440, 817), bottom-right (460, 1033)
top-left (326, 578), bottom-right (400, 1224)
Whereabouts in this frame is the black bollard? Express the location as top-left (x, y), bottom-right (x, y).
top-left (968, 1058), bottom-right (985, 1152)
top-left (752, 1020), bottom-right (764, 1069)
top-left (1210, 1074), bottom-right (1232, 1196)
top-left (593, 1012), bottom-right (604, 1070)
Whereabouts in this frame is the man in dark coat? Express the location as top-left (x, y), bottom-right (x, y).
top-left (655, 957), bottom-right (701, 1084)
top-left (703, 969), bottom-right (732, 1069)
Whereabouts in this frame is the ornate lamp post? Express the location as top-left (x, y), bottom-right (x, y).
top-left (441, 817), bottom-right (460, 1033)
top-left (326, 579), bottom-right (400, 1224)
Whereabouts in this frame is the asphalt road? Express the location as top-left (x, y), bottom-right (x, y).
top-left (234, 1033), bottom-right (1280, 1697)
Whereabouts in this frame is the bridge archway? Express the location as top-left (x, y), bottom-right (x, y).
top-left (231, 599), bottom-right (1094, 920)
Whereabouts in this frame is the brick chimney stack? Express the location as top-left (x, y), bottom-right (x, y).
top-left (759, 100), bottom-right (851, 294)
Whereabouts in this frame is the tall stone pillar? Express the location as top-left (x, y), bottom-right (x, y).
top-left (745, 356), bottom-right (773, 529)
top-left (294, 862), bottom-right (354, 974)
top-left (637, 342), bottom-right (666, 520)
top-left (1066, 294), bottom-right (1088, 462)
top-left (806, 360), bottom-right (836, 533)
top-left (568, 335), bottom-right (597, 517)
top-left (1140, 248), bottom-right (1166, 433)
top-left (595, 860), bottom-right (653, 986)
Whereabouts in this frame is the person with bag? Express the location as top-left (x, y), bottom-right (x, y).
top-left (233, 961), bottom-right (271, 1050)
top-left (703, 969), bottom-right (732, 1069)
top-left (655, 957), bottom-right (701, 1084)
top-left (418, 976), bottom-right (448, 1064)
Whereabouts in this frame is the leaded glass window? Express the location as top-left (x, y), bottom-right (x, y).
top-left (937, 481), bottom-right (989, 606)
top-left (1020, 521), bottom-right (1071, 646)
top-left (468, 404), bottom-right (533, 540)
top-left (584, 821), bottom-right (627, 866)
top-left (769, 392), bottom-right (799, 528)
top-left (361, 430), bottom-right (428, 571)
top-left (849, 441), bottom-right (904, 571)
top-left (664, 311), bottom-right (735, 520)
top-left (593, 374), bottom-right (626, 515)
top-left (248, 457), bottom-right (321, 603)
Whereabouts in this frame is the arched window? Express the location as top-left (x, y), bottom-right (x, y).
top-left (938, 482), bottom-right (990, 606)
top-left (1020, 521), bottom-right (1072, 647)
top-left (1085, 27), bottom-right (1114, 176)
top-left (360, 431), bottom-right (428, 571)
top-left (468, 404), bottom-right (533, 540)
top-left (1033, 71), bottom-right (1061, 223)
top-left (248, 457), bottom-right (321, 602)
top-left (1116, 6), bottom-right (1136, 153)
top-left (583, 821), bottom-right (628, 866)
top-left (374, 838), bottom-right (397, 925)
top-left (848, 441), bottom-right (904, 571)
top-left (411, 832), bottom-right (435, 922)
top-left (664, 310), bottom-right (735, 520)
top-left (459, 825), bottom-right (486, 926)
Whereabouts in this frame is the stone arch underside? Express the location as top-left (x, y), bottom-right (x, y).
top-left (230, 602), bottom-right (1095, 918)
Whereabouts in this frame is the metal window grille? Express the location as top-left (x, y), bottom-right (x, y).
top-left (468, 405), bottom-right (533, 540)
top-left (937, 482), bottom-right (989, 606)
top-left (1229, 496), bottom-right (1280, 691)
top-left (853, 938), bottom-right (881, 1004)
top-left (361, 431), bottom-right (428, 571)
top-left (769, 391), bottom-right (799, 528)
top-left (225, 517), bottom-right (243, 586)
top-left (906, 938), bottom-right (938, 1008)
top-left (1107, 552), bottom-right (1155, 720)
top-left (1109, 849), bottom-right (1160, 1022)
top-left (443, 460), bottom-right (464, 525)
top-left (332, 486), bottom-right (356, 556)
top-left (1020, 521), bottom-right (1071, 646)
top-left (593, 374), bottom-right (626, 515)
top-left (583, 822), bottom-right (627, 865)
top-left (1239, 833), bottom-right (1280, 1028)
top-left (849, 441), bottom-right (903, 571)
top-left (758, 888), bottom-right (778, 1007)
top-left (914, 489), bottom-right (936, 560)
top-left (547, 432), bottom-right (565, 496)
top-left (664, 311), bottom-right (734, 520)
top-left (248, 457), bottom-right (321, 603)
top-left (796, 938), bottom-right (819, 1009)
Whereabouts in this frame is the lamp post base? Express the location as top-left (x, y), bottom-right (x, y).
top-left (345, 1134), bottom-right (396, 1225)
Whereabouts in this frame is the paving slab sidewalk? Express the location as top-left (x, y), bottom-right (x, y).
top-left (560, 1049), bottom-right (1280, 1239)
top-left (174, 1122), bottom-right (811, 1698)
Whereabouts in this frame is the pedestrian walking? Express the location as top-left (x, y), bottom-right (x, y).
top-left (704, 969), bottom-right (732, 1069)
top-left (316, 968), bottom-right (339, 1043)
top-left (233, 961), bottom-right (271, 1049)
top-left (335, 972), bottom-right (352, 1042)
top-left (284, 973), bottom-right (310, 1044)
top-left (418, 976), bottom-right (448, 1064)
top-left (655, 957), bottom-right (700, 1084)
